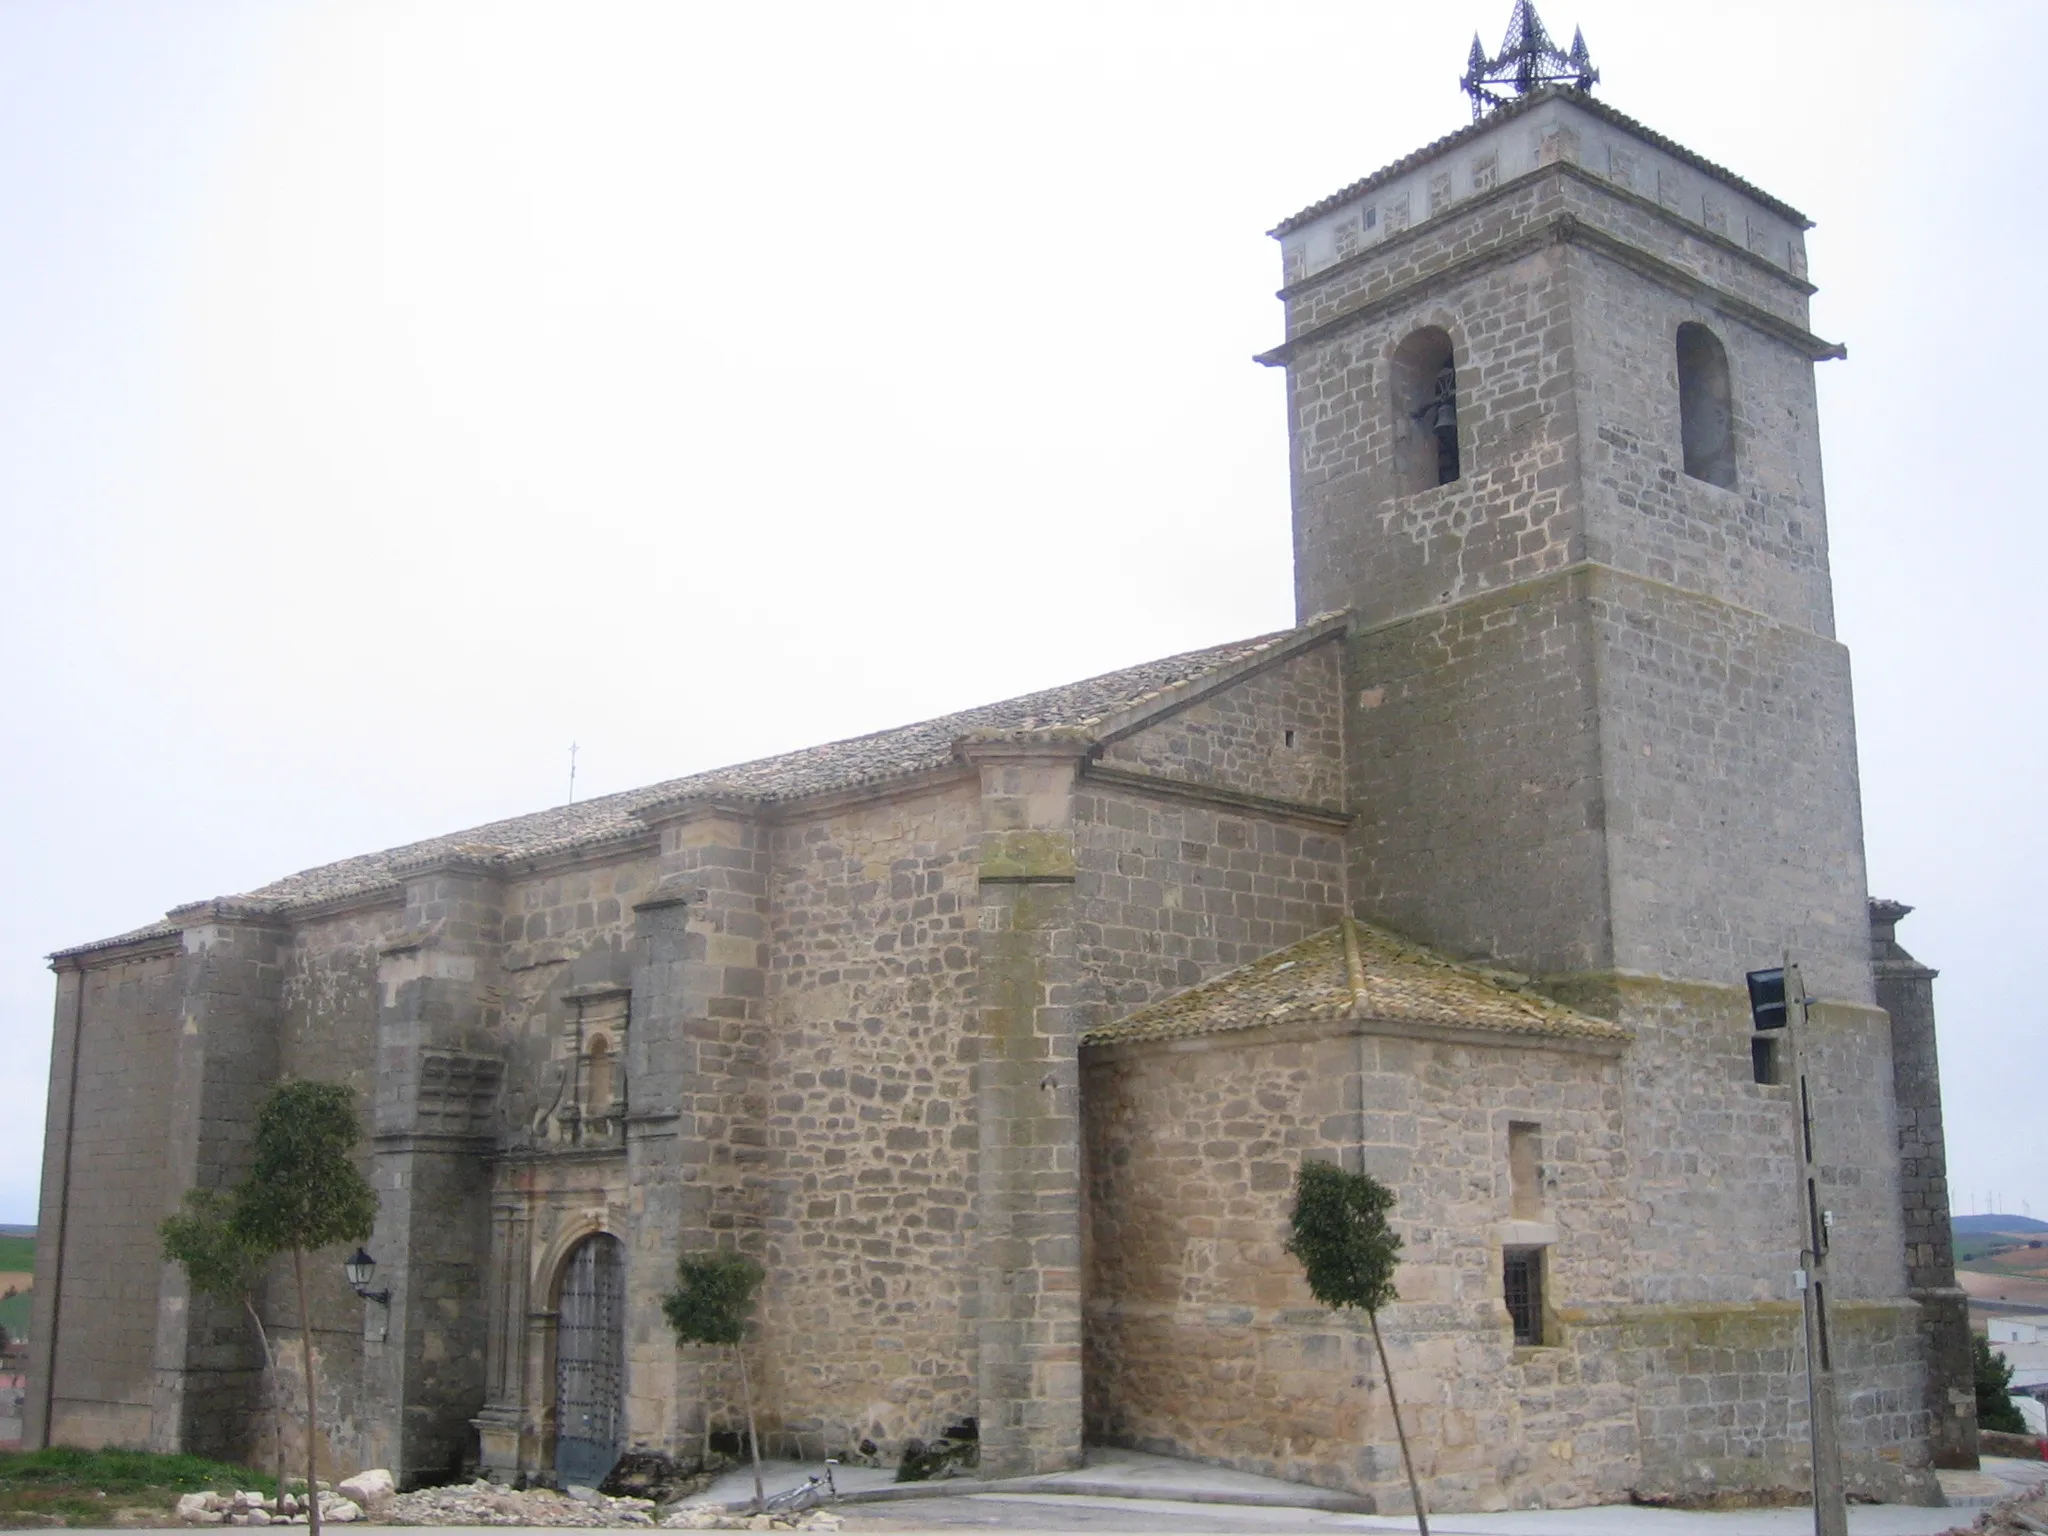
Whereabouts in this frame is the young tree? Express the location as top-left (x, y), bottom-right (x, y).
top-left (160, 1188), bottom-right (288, 1500)
top-left (1974, 1332), bottom-right (2027, 1435)
top-left (229, 1081), bottom-right (378, 1536)
top-left (662, 1250), bottom-right (767, 1511)
top-left (1285, 1159), bottom-right (1428, 1536)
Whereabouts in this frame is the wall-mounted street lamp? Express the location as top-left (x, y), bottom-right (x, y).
top-left (344, 1247), bottom-right (390, 1306)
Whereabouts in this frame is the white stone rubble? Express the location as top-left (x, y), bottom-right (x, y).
top-left (382, 1477), bottom-right (660, 1526)
top-left (174, 1486), bottom-right (369, 1526)
top-left (337, 1470), bottom-right (395, 1507)
top-left (176, 1470), bottom-right (851, 1529)
top-left (660, 1505), bottom-right (842, 1532)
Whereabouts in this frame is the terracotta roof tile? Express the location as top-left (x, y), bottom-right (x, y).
top-left (1082, 921), bottom-right (1629, 1047)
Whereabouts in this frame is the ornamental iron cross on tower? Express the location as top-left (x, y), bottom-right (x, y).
top-left (1460, 1), bottom-right (1598, 119)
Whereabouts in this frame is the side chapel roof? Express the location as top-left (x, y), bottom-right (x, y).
top-left (1082, 920), bottom-right (1628, 1048)
top-left (55, 623), bottom-right (1332, 957)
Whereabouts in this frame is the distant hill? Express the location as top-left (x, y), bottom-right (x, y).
top-left (0, 1224), bottom-right (34, 1238)
top-left (1956, 1213), bottom-right (2048, 1235)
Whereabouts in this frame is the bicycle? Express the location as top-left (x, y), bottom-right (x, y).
top-left (760, 1460), bottom-right (839, 1515)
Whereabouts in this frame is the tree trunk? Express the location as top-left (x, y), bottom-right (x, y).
top-left (734, 1344), bottom-right (764, 1512)
top-left (293, 1247), bottom-right (322, 1536)
top-left (243, 1296), bottom-right (286, 1506)
top-left (1368, 1309), bottom-right (1427, 1536)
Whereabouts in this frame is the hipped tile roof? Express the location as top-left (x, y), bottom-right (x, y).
top-left (1268, 86), bottom-right (1809, 238)
top-left (1082, 921), bottom-right (1629, 1047)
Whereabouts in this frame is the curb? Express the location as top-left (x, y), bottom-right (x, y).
top-left (719, 1474), bottom-right (1372, 1516)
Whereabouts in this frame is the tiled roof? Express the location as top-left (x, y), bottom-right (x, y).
top-left (54, 626), bottom-right (1314, 957)
top-left (1082, 920), bottom-right (1629, 1047)
top-left (1269, 86), bottom-right (1809, 238)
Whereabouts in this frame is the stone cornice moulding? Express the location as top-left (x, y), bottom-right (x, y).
top-left (390, 843), bottom-right (513, 882)
top-left (1078, 764), bottom-right (1352, 830)
top-left (1256, 205), bottom-right (1842, 371)
top-left (631, 794), bottom-right (767, 830)
top-left (1276, 159), bottom-right (1817, 312)
top-left (1081, 1006), bottom-right (1633, 1063)
top-left (47, 931), bottom-right (186, 971)
top-left (491, 830), bottom-right (660, 882)
top-left (952, 729), bottom-right (1095, 766)
top-left (163, 897), bottom-right (292, 929)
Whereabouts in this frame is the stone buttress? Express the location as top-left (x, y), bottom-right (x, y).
top-left (363, 856), bottom-right (506, 1483)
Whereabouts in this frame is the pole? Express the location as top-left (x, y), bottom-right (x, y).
top-left (1784, 955), bottom-right (1848, 1536)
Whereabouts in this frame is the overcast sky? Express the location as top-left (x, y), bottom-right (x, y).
top-left (2, 1), bottom-right (2043, 1230)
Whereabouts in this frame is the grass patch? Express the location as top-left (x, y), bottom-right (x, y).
top-left (0, 1447), bottom-right (260, 1528)
top-left (0, 1239), bottom-right (32, 1275)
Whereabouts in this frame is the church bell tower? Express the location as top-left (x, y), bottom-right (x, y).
top-left (1262, 14), bottom-right (1865, 1006)
top-left (1260, 9), bottom-right (1953, 1497)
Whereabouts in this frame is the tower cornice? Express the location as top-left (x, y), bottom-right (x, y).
top-left (1256, 203), bottom-right (1842, 371)
top-left (1270, 85), bottom-right (1809, 238)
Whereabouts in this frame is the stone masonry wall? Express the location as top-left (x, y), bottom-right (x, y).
top-left (1345, 574), bottom-right (1610, 978)
top-left (1073, 784), bottom-right (1346, 1029)
top-left (1288, 241), bottom-right (1584, 632)
top-left (1083, 1022), bottom-right (1636, 1511)
top-left (35, 948), bottom-right (183, 1450)
top-left (1097, 644), bottom-right (1346, 811)
top-left (1587, 566), bottom-right (1874, 1005)
top-left (753, 782), bottom-right (984, 1458)
top-left (1082, 1017), bottom-right (1936, 1511)
top-left (1571, 244), bottom-right (1834, 637)
top-left (1284, 143), bottom-right (1812, 347)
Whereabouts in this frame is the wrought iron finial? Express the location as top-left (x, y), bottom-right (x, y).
top-left (1459, 2), bottom-right (1599, 120)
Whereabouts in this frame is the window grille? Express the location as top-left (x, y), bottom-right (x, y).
top-left (1504, 1246), bottom-right (1545, 1346)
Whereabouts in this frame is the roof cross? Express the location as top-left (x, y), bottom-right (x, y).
top-left (1459, 1), bottom-right (1598, 120)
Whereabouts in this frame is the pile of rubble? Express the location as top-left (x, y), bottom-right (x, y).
top-left (381, 1480), bottom-right (657, 1527)
top-left (660, 1505), bottom-right (842, 1532)
top-left (1953, 1490), bottom-right (2048, 1536)
top-left (172, 1465), bottom-right (847, 1531)
top-left (172, 1489), bottom-right (365, 1526)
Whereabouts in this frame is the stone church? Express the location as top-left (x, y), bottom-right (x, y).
top-left (27, 21), bottom-right (1977, 1516)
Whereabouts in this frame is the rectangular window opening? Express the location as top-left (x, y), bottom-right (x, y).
top-left (1283, 728), bottom-right (1297, 748)
top-left (1751, 1035), bottom-right (1781, 1085)
top-left (1504, 1246), bottom-right (1545, 1346)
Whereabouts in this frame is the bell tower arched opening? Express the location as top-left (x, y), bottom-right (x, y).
top-left (1392, 326), bottom-right (1461, 493)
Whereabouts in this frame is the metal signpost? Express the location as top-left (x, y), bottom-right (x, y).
top-left (1748, 956), bottom-right (1849, 1536)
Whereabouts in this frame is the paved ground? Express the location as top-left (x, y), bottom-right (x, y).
top-left (53, 1449), bottom-right (2047, 1536)
top-left (834, 1491), bottom-right (1979, 1534)
top-left (690, 1448), bottom-right (2046, 1536)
